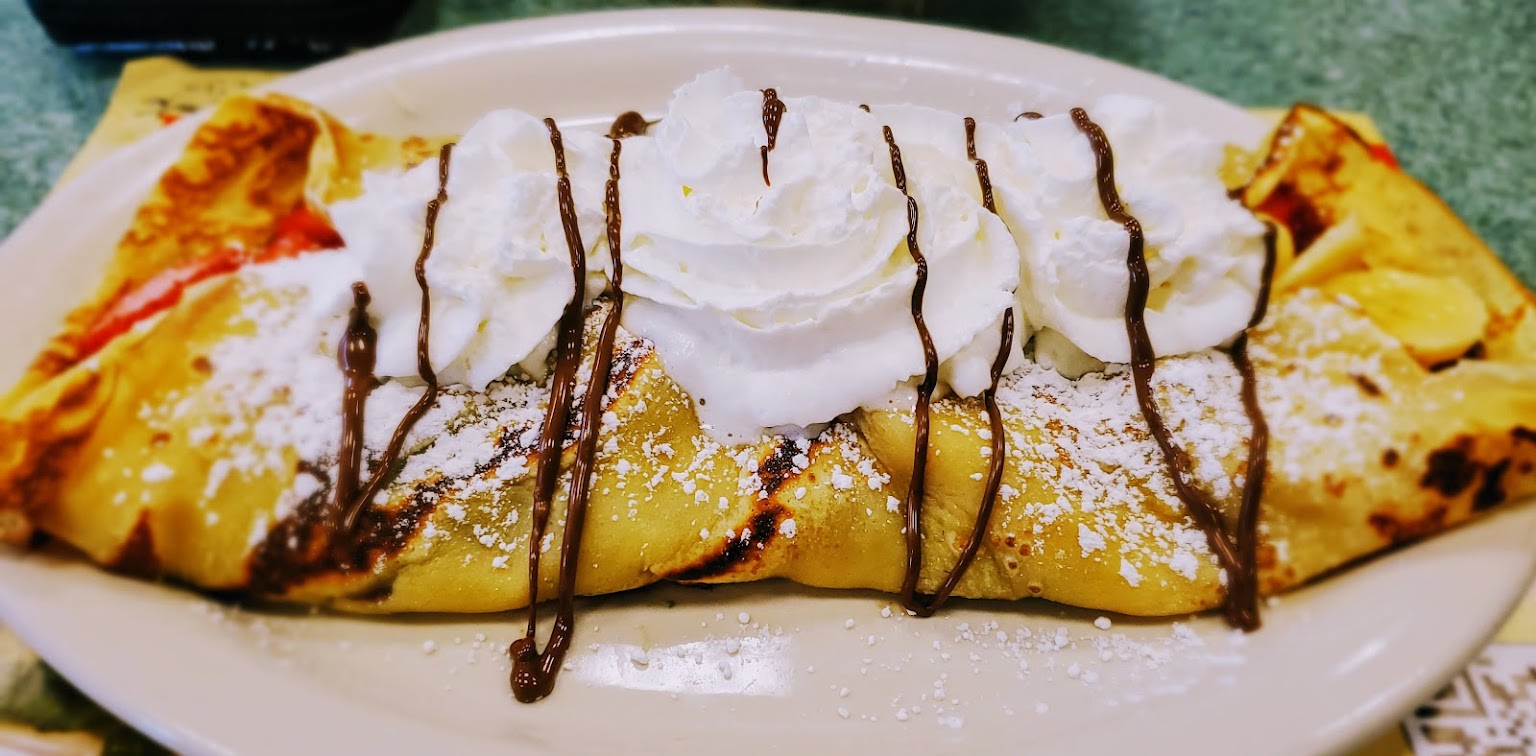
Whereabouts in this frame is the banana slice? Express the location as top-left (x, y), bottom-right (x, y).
top-left (1221, 143), bottom-right (1262, 192)
top-left (1275, 214), bottom-right (1370, 293)
top-left (1252, 210), bottom-right (1297, 282)
top-left (1322, 267), bottom-right (1490, 365)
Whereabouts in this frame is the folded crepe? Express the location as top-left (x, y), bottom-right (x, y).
top-left (1, 93), bottom-right (1533, 626)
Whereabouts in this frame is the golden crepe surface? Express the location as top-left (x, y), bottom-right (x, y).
top-left (2, 95), bottom-right (1535, 631)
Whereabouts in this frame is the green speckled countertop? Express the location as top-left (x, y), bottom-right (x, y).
top-left (2, 0), bottom-right (1533, 282)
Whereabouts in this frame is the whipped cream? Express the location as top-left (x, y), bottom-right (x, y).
top-left (329, 109), bottom-right (609, 389)
top-left (618, 70), bottom-right (1021, 439)
top-left (985, 95), bottom-right (1267, 364)
top-left (321, 69), bottom-right (1266, 441)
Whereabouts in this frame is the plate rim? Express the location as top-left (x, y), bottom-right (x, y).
top-left (1, 7), bottom-right (1530, 756)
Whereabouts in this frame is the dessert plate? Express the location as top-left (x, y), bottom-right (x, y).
top-left (2, 9), bottom-right (1532, 755)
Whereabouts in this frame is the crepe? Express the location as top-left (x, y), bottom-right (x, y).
top-left (1, 94), bottom-right (1533, 623)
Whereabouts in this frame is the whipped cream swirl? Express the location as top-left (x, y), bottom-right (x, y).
top-left (618, 70), bottom-right (1022, 439)
top-left (985, 95), bottom-right (1267, 364)
top-left (329, 109), bottom-right (608, 389)
top-left (323, 69), bottom-right (1267, 442)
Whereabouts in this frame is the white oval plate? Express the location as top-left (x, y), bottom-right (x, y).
top-left (2, 9), bottom-right (1533, 755)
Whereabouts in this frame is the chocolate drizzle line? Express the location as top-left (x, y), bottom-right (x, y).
top-left (881, 126), bottom-right (937, 615)
top-left (1225, 224), bottom-right (1278, 630)
top-left (922, 310), bottom-right (1015, 614)
top-left (336, 142), bottom-right (454, 533)
top-left (607, 111), bottom-right (655, 139)
top-left (1014, 111), bottom-right (1043, 121)
top-left (760, 88), bottom-right (786, 186)
top-left (956, 116), bottom-right (1015, 612)
top-left (332, 282), bottom-right (376, 527)
top-left (509, 119), bottom-right (589, 702)
top-left (882, 120), bottom-right (1017, 616)
top-left (963, 116), bottom-right (996, 214)
top-left (1069, 106), bottom-right (1261, 630)
top-left (880, 125), bottom-right (962, 617)
top-left (509, 123), bottom-right (631, 703)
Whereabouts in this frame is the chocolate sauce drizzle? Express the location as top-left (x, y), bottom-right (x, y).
top-left (760, 88), bottom-right (786, 186)
top-left (1226, 225), bottom-right (1278, 629)
top-left (1069, 106), bottom-right (1263, 630)
top-left (958, 117), bottom-right (1016, 614)
top-left (508, 119), bottom-right (589, 701)
top-left (963, 116), bottom-right (996, 214)
top-left (334, 142), bottom-right (454, 533)
top-left (881, 126), bottom-right (938, 615)
top-left (333, 283), bottom-right (376, 527)
top-left (508, 122), bottom-right (631, 703)
top-left (1014, 111), bottom-right (1043, 121)
top-left (312, 99), bottom-right (1275, 708)
top-left (883, 125), bottom-right (1013, 617)
top-left (607, 111), bottom-right (654, 139)
top-left (921, 310), bottom-right (1015, 615)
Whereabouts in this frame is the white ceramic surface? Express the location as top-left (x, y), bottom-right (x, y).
top-left (1, 9), bottom-right (1532, 755)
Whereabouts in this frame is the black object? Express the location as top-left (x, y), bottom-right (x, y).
top-left (25, 0), bottom-right (417, 58)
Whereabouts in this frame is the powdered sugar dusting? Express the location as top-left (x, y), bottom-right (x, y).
top-left (1246, 291), bottom-right (1393, 485)
top-left (991, 349), bottom-right (1254, 587)
top-left (129, 252), bottom-right (554, 548)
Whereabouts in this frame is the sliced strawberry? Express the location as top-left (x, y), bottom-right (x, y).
top-left (1368, 142), bottom-right (1400, 170)
top-left (75, 246), bottom-right (246, 360)
top-left (257, 206), bottom-right (344, 262)
top-left (75, 206), bottom-right (343, 360)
